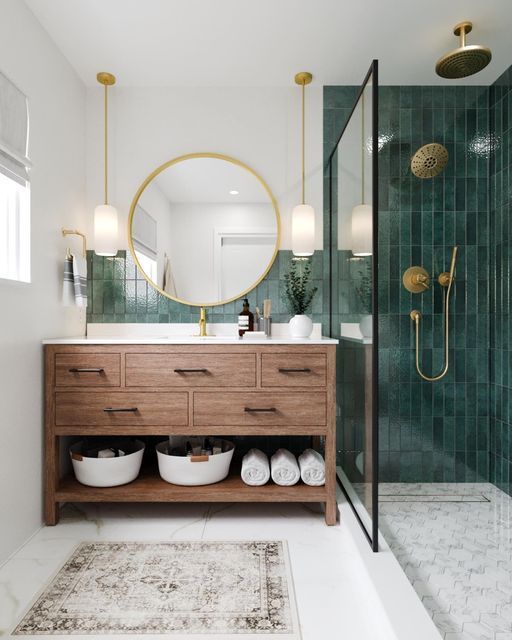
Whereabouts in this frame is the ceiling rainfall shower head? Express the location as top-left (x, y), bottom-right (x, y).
top-left (436, 21), bottom-right (492, 79)
top-left (411, 143), bottom-right (449, 179)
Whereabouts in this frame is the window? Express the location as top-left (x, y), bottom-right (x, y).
top-left (0, 70), bottom-right (31, 283)
top-left (132, 204), bottom-right (158, 282)
top-left (0, 172), bottom-right (30, 282)
top-left (134, 248), bottom-right (157, 282)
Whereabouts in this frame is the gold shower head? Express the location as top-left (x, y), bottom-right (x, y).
top-left (411, 143), bottom-right (448, 179)
top-left (436, 21), bottom-right (492, 79)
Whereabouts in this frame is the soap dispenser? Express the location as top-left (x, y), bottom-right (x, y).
top-left (238, 298), bottom-right (254, 337)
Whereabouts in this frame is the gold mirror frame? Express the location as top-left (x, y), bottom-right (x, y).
top-left (127, 152), bottom-right (281, 308)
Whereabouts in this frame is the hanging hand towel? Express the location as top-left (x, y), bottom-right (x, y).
top-left (72, 253), bottom-right (88, 308)
top-left (62, 255), bottom-right (75, 306)
top-left (241, 448), bottom-right (270, 486)
top-left (271, 448), bottom-right (300, 486)
top-left (298, 449), bottom-right (325, 486)
top-left (162, 254), bottom-right (177, 297)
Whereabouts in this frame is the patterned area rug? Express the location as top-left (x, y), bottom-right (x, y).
top-left (14, 541), bottom-right (301, 638)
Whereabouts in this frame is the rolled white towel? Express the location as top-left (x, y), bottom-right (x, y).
top-left (298, 449), bottom-right (325, 486)
top-left (271, 449), bottom-right (300, 486)
top-left (241, 448), bottom-right (270, 486)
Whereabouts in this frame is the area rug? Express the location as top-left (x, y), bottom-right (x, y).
top-left (13, 541), bottom-right (301, 638)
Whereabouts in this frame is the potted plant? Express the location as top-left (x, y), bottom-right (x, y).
top-left (354, 258), bottom-right (372, 338)
top-left (282, 258), bottom-right (318, 338)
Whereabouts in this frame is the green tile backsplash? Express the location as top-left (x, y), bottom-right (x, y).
top-left (86, 249), bottom-right (327, 329)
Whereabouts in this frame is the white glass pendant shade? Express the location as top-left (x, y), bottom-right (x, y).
top-left (351, 203), bottom-right (373, 256)
top-left (94, 204), bottom-right (118, 256)
top-left (292, 204), bottom-right (315, 257)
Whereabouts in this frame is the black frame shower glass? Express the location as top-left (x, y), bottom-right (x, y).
top-left (327, 61), bottom-right (379, 550)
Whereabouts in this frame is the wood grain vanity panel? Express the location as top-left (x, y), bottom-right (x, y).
top-left (55, 353), bottom-right (121, 387)
top-left (55, 391), bottom-right (188, 426)
top-left (125, 353), bottom-right (256, 387)
top-left (261, 353), bottom-right (327, 387)
top-left (44, 342), bottom-right (337, 526)
top-left (193, 391), bottom-right (326, 426)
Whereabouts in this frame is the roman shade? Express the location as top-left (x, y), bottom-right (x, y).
top-left (0, 70), bottom-right (31, 185)
top-left (132, 205), bottom-right (157, 259)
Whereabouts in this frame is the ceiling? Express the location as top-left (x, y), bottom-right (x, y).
top-left (24, 0), bottom-right (512, 87)
top-left (145, 157), bottom-right (271, 204)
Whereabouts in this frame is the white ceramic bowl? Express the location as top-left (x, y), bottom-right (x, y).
top-left (156, 440), bottom-right (235, 486)
top-left (70, 440), bottom-right (145, 487)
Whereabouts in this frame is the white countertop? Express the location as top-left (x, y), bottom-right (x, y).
top-left (42, 322), bottom-right (338, 345)
top-left (339, 322), bottom-right (373, 345)
top-left (42, 335), bottom-right (338, 345)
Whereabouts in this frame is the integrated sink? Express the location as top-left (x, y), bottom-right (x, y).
top-left (156, 335), bottom-right (241, 342)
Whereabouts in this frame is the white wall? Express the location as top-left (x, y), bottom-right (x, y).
top-left (164, 202), bottom-right (275, 302)
top-left (0, 0), bottom-right (86, 564)
top-left (85, 85), bottom-right (323, 253)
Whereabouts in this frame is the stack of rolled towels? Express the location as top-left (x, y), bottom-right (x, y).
top-left (241, 447), bottom-right (325, 487)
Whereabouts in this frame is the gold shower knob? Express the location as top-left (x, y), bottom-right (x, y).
top-left (403, 266), bottom-right (431, 293)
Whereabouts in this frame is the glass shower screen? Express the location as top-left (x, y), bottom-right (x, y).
top-left (327, 61), bottom-right (379, 550)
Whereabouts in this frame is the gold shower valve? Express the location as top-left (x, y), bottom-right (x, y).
top-left (403, 266), bottom-right (430, 293)
top-left (438, 272), bottom-right (452, 287)
top-left (410, 310), bottom-right (422, 322)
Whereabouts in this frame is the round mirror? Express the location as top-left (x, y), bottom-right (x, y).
top-left (128, 153), bottom-right (280, 307)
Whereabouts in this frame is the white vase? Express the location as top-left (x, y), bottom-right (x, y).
top-left (289, 314), bottom-right (313, 339)
top-left (359, 315), bottom-right (373, 339)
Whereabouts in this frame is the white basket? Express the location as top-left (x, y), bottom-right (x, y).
top-left (70, 440), bottom-right (145, 487)
top-left (156, 440), bottom-right (235, 486)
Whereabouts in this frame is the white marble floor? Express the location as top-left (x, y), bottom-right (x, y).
top-left (0, 499), bottom-right (391, 640)
top-left (379, 483), bottom-right (512, 640)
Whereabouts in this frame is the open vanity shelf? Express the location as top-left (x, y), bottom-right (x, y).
top-left (56, 471), bottom-right (327, 503)
top-left (44, 341), bottom-right (337, 525)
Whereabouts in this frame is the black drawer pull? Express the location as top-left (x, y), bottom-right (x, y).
top-left (174, 368), bottom-right (208, 373)
top-left (244, 407), bottom-right (277, 413)
top-left (103, 407), bottom-right (138, 413)
top-left (278, 368), bottom-right (311, 373)
top-left (69, 368), bottom-right (105, 373)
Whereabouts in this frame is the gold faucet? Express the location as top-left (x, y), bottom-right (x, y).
top-left (198, 307), bottom-right (207, 337)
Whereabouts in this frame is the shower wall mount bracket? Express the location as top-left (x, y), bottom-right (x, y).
top-left (402, 266), bottom-right (430, 293)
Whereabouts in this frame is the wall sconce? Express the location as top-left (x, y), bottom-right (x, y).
top-left (292, 72), bottom-right (315, 257)
top-left (351, 204), bottom-right (372, 256)
top-left (94, 72), bottom-right (118, 257)
top-left (351, 90), bottom-right (372, 257)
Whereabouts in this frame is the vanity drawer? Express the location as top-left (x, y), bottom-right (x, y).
top-left (125, 353), bottom-right (256, 387)
top-left (55, 392), bottom-right (188, 426)
top-left (193, 392), bottom-right (326, 426)
top-left (261, 353), bottom-right (326, 387)
top-left (55, 354), bottom-right (121, 387)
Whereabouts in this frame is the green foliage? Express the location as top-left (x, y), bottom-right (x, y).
top-left (354, 258), bottom-right (372, 313)
top-left (282, 258), bottom-right (318, 316)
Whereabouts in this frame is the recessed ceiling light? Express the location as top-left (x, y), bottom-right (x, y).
top-left (229, 190), bottom-right (239, 195)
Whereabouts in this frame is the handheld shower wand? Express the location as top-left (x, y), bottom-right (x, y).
top-left (406, 246), bottom-right (458, 382)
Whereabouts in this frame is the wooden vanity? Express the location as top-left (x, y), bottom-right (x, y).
top-left (44, 339), bottom-right (337, 525)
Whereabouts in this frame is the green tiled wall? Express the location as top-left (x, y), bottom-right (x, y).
top-left (325, 84), bottom-right (491, 484)
top-left (490, 66), bottom-right (512, 496)
top-left (86, 249), bottom-right (327, 328)
top-left (378, 85), bottom-right (490, 484)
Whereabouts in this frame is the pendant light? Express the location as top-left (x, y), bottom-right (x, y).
top-left (351, 91), bottom-right (372, 257)
top-left (94, 72), bottom-right (118, 257)
top-left (292, 71), bottom-right (315, 257)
